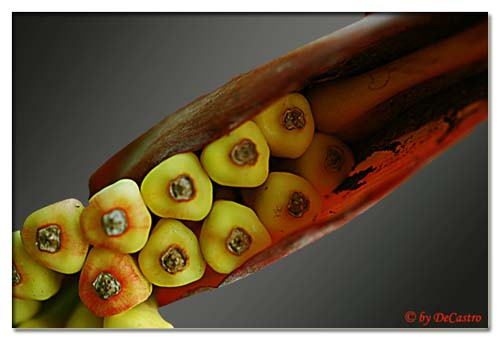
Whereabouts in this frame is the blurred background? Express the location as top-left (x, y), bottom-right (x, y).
top-left (13, 13), bottom-right (488, 328)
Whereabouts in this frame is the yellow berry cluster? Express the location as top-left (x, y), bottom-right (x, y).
top-left (12, 92), bottom-right (354, 327)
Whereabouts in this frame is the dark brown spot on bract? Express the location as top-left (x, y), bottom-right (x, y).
top-left (334, 166), bottom-right (376, 193)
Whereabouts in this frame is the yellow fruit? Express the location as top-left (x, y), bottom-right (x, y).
top-left (16, 278), bottom-right (80, 328)
top-left (21, 198), bottom-right (88, 274)
top-left (246, 172), bottom-right (322, 239)
top-left (12, 298), bottom-right (41, 326)
top-left (80, 179), bottom-right (151, 253)
top-left (200, 200), bottom-right (271, 274)
top-left (253, 93), bottom-right (314, 158)
top-left (139, 219), bottom-right (206, 287)
top-left (66, 302), bottom-right (103, 328)
top-left (17, 318), bottom-right (55, 328)
top-left (141, 152), bottom-right (213, 221)
top-left (200, 121), bottom-right (270, 187)
top-left (103, 297), bottom-right (173, 329)
top-left (13, 231), bottom-right (63, 301)
top-left (280, 132), bottom-right (355, 196)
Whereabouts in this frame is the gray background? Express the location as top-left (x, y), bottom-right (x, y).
top-left (13, 14), bottom-right (488, 328)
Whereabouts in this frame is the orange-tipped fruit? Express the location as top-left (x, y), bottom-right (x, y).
top-left (80, 179), bottom-right (152, 254)
top-left (200, 200), bottom-right (272, 274)
top-left (13, 231), bottom-right (63, 301)
top-left (141, 152), bottom-right (213, 221)
top-left (79, 247), bottom-right (152, 317)
top-left (253, 93), bottom-right (315, 158)
top-left (20, 198), bottom-right (88, 274)
top-left (200, 121), bottom-right (270, 187)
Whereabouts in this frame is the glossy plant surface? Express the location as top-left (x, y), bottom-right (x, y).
top-left (12, 16), bottom-right (486, 326)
